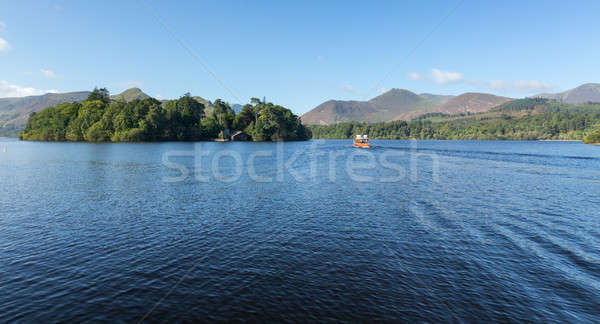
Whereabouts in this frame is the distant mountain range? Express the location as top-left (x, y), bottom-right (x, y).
top-left (2, 83), bottom-right (600, 136)
top-left (300, 89), bottom-right (439, 125)
top-left (301, 89), bottom-right (511, 125)
top-left (301, 83), bottom-right (600, 125)
top-left (0, 91), bottom-right (91, 132)
top-left (534, 83), bottom-right (600, 104)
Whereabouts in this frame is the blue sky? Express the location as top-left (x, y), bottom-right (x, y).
top-left (1, 0), bottom-right (599, 114)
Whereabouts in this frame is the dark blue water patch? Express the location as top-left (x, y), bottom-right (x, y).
top-left (0, 139), bottom-right (599, 322)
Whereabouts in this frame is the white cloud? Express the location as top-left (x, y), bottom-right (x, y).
top-left (375, 87), bottom-right (389, 94)
top-left (407, 72), bottom-right (424, 80)
top-left (0, 21), bottom-right (6, 32)
top-left (0, 37), bottom-right (11, 52)
top-left (430, 68), bottom-right (463, 84)
top-left (0, 80), bottom-right (57, 97)
top-left (40, 69), bottom-right (56, 78)
top-left (488, 80), bottom-right (554, 93)
top-left (336, 84), bottom-right (360, 94)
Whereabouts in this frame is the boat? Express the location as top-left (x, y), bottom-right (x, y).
top-left (353, 135), bottom-right (370, 148)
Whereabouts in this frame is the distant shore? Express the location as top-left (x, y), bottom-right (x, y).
top-left (538, 139), bottom-right (581, 142)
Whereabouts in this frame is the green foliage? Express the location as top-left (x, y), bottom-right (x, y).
top-left (211, 99), bottom-right (235, 138)
top-left (492, 97), bottom-right (555, 112)
top-left (243, 99), bottom-right (311, 141)
top-left (20, 89), bottom-right (309, 142)
top-left (309, 102), bottom-right (600, 141)
top-left (87, 87), bottom-right (110, 104)
top-left (583, 126), bottom-right (600, 144)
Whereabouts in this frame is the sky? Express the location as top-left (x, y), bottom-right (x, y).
top-left (1, 0), bottom-right (599, 114)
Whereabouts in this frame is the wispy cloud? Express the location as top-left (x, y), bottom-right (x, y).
top-left (407, 72), bottom-right (424, 80)
top-left (0, 80), bottom-right (57, 97)
top-left (406, 68), bottom-right (553, 95)
top-left (488, 80), bottom-right (554, 94)
top-left (375, 87), bottom-right (389, 94)
top-left (40, 69), bottom-right (56, 78)
top-left (336, 84), bottom-right (360, 95)
top-left (0, 37), bottom-right (11, 52)
top-left (430, 68), bottom-right (463, 85)
top-left (0, 21), bottom-right (6, 32)
top-left (406, 69), bottom-right (463, 84)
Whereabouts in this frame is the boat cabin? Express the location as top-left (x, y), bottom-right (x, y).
top-left (353, 135), bottom-right (370, 148)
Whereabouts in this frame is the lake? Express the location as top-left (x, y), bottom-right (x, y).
top-left (0, 139), bottom-right (599, 322)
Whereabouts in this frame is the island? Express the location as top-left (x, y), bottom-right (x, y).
top-left (20, 88), bottom-right (311, 142)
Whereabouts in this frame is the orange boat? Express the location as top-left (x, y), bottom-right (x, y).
top-left (353, 135), bottom-right (370, 148)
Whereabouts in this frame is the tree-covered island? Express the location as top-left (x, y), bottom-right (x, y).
top-left (20, 88), bottom-right (310, 142)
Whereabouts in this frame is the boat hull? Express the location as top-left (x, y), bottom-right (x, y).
top-left (353, 142), bottom-right (370, 148)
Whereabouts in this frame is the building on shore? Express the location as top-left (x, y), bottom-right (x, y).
top-left (231, 131), bottom-right (251, 141)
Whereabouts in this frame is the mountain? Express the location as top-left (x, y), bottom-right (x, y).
top-left (0, 91), bottom-right (90, 134)
top-left (418, 93), bottom-right (455, 105)
top-left (189, 97), bottom-right (242, 114)
top-left (426, 92), bottom-right (512, 115)
top-left (301, 89), bottom-right (440, 125)
top-left (302, 89), bottom-right (509, 125)
top-left (390, 93), bottom-right (511, 121)
top-left (534, 83), bottom-right (600, 104)
top-left (110, 88), bottom-right (150, 102)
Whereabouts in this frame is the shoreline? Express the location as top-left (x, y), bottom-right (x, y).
top-left (10, 137), bottom-right (593, 143)
top-left (538, 139), bottom-right (581, 142)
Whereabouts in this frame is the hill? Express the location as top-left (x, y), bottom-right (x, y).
top-left (308, 100), bottom-right (600, 141)
top-left (110, 88), bottom-right (150, 102)
top-left (429, 92), bottom-right (512, 114)
top-left (418, 93), bottom-right (454, 105)
top-left (390, 93), bottom-right (511, 121)
top-left (0, 91), bottom-right (90, 136)
top-left (301, 89), bottom-right (439, 125)
top-left (302, 89), bottom-right (511, 125)
top-left (535, 83), bottom-right (600, 104)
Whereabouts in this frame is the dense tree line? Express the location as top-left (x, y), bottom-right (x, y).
top-left (309, 100), bottom-right (600, 141)
top-left (20, 88), bottom-right (310, 142)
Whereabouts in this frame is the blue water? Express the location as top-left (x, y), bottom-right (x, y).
top-left (0, 139), bottom-right (599, 322)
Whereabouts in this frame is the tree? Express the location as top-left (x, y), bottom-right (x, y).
top-left (212, 99), bottom-right (235, 134)
top-left (87, 87), bottom-right (110, 104)
top-left (233, 105), bottom-right (256, 130)
top-left (583, 126), bottom-right (600, 144)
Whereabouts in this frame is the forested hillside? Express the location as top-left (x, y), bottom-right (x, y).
top-left (309, 99), bottom-right (600, 141)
